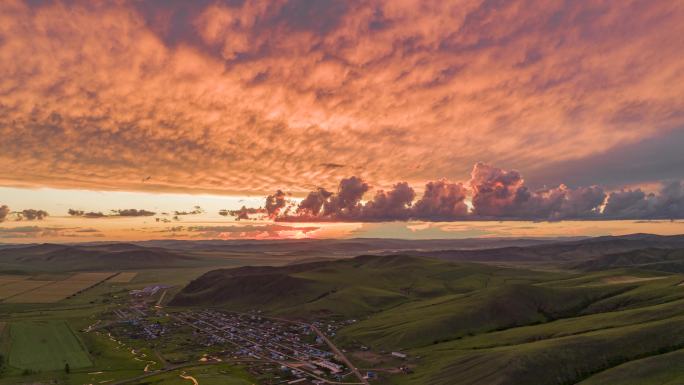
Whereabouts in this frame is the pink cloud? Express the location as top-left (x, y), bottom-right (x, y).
top-left (0, 1), bottom-right (682, 195)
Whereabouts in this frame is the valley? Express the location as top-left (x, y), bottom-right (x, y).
top-left (1, 235), bottom-right (684, 384)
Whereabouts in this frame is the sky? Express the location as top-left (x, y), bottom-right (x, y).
top-left (1, 0), bottom-right (683, 242)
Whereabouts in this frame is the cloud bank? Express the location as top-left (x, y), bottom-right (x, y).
top-left (604, 182), bottom-right (684, 219)
top-left (233, 163), bottom-right (684, 221)
top-left (0, 205), bottom-right (49, 222)
top-left (0, 205), bottom-right (9, 222)
top-left (14, 209), bottom-right (49, 221)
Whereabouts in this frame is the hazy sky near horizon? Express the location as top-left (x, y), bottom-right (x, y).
top-left (1, 0), bottom-right (684, 241)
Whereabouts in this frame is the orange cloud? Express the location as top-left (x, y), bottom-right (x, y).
top-left (0, 0), bottom-right (682, 195)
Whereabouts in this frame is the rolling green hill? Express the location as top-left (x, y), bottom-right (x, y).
top-left (171, 255), bottom-right (567, 317)
top-left (172, 247), bottom-right (684, 385)
top-left (578, 347), bottom-right (684, 385)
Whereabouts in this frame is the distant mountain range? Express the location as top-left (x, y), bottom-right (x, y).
top-left (0, 242), bottom-right (201, 272)
top-left (410, 233), bottom-right (684, 265)
top-left (575, 248), bottom-right (684, 273)
top-left (2, 233), bottom-right (683, 273)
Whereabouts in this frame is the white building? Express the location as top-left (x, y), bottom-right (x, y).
top-left (314, 360), bottom-right (343, 374)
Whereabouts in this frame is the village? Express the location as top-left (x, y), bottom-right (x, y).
top-left (94, 285), bottom-right (413, 384)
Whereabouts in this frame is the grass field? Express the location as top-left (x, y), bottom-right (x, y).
top-left (0, 276), bottom-right (27, 287)
top-left (109, 272), bottom-right (138, 283)
top-left (0, 280), bottom-right (54, 300)
top-left (4, 272), bottom-right (115, 303)
top-left (7, 281), bottom-right (89, 303)
top-left (8, 320), bottom-right (92, 371)
top-left (69, 272), bottom-right (116, 281)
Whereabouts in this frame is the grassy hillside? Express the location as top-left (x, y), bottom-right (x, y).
top-left (336, 283), bottom-right (629, 349)
top-left (578, 348), bottom-right (684, 385)
top-left (172, 247), bottom-right (684, 385)
top-left (399, 314), bottom-right (684, 385)
top-left (171, 255), bottom-right (567, 316)
top-left (575, 248), bottom-right (684, 273)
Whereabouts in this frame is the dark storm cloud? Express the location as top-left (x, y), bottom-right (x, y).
top-left (603, 181), bottom-right (684, 219)
top-left (412, 180), bottom-right (469, 220)
top-left (265, 190), bottom-right (288, 218)
top-left (360, 182), bottom-right (415, 221)
top-left (174, 206), bottom-right (204, 215)
top-left (469, 162), bottom-right (529, 218)
top-left (269, 174), bottom-right (469, 222)
top-left (469, 163), bottom-right (606, 220)
top-left (553, 186), bottom-right (607, 220)
top-left (0, 205), bottom-right (9, 222)
top-left (111, 209), bottom-right (156, 217)
top-left (241, 163), bottom-right (684, 222)
top-left (296, 188), bottom-right (333, 216)
top-left (14, 209), bottom-right (49, 221)
top-left (68, 209), bottom-right (107, 218)
top-left (323, 176), bottom-right (369, 218)
top-left (603, 189), bottom-right (654, 219)
top-left (1, 206), bottom-right (49, 221)
top-left (219, 206), bottom-right (266, 220)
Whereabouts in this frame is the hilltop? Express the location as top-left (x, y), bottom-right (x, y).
top-left (575, 248), bottom-right (684, 273)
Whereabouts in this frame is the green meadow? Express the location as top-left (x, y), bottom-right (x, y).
top-left (129, 364), bottom-right (255, 385)
top-left (8, 320), bottom-right (91, 371)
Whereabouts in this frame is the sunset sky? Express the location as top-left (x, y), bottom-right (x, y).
top-left (1, 0), bottom-right (683, 242)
